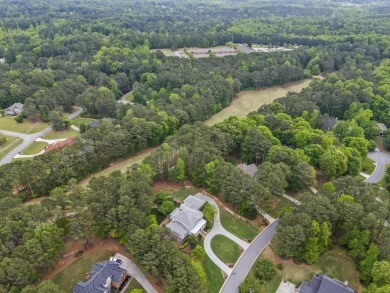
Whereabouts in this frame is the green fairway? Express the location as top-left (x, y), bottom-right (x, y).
top-left (20, 141), bottom-right (47, 155)
top-left (220, 209), bottom-right (259, 240)
top-left (52, 250), bottom-right (114, 293)
top-left (211, 235), bottom-right (241, 264)
top-left (0, 116), bottom-right (48, 133)
top-left (0, 136), bottom-right (22, 160)
top-left (204, 79), bottom-right (311, 126)
top-left (44, 128), bottom-right (80, 139)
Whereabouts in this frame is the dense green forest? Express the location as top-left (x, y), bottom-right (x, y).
top-left (1, 0), bottom-right (390, 292)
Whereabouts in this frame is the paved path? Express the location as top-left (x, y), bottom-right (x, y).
top-left (14, 150), bottom-right (45, 158)
top-left (113, 253), bottom-right (158, 293)
top-left (365, 150), bottom-right (390, 183)
top-left (220, 220), bottom-right (279, 293)
top-left (282, 193), bottom-right (301, 205)
top-left (0, 108), bottom-right (82, 165)
top-left (35, 137), bottom-right (67, 144)
top-left (194, 193), bottom-right (250, 275)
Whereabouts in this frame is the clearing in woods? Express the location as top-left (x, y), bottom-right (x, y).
top-left (204, 79), bottom-right (311, 126)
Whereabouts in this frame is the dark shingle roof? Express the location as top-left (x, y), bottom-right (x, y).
top-left (300, 275), bottom-right (356, 293)
top-left (73, 260), bottom-right (127, 293)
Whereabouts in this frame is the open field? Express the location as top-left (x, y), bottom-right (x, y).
top-left (362, 157), bottom-right (376, 174)
top-left (52, 250), bottom-right (114, 293)
top-left (43, 128), bottom-right (80, 139)
top-left (0, 136), bottom-right (22, 160)
top-left (77, 147), bottom-right (157, 187)
top-left (220, 209), bottom-right (259, 240)
top-left (20, 141), bottom-right (47, 155)
top-left (0, 116), bottom-right (48, 133)
top-left (71, 117), bottom-right (98, 128)
top-left (248, 245), bottom-right (362, 292)
top-left (204, 79), bottom-right (312, 126)
top-left (211, 235), bottom-right (241, 264)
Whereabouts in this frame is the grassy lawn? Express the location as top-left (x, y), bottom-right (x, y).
top-left (0, 136), bottom-right (22, 159)
top-left (267, 197), bottom-right (296, 219)
top-left (211, 235), bottom-right (241, 264)
top-left (0, 116), bottom-right (47, 133)
top-left (43, 128), bottom-right (80, 139)
top-left (378, 164), bottom-right (390, 188)
top-left (204, 79), bottom-right (311, 126)
top-left (170, 187), bottom-right (198, 201)
top-left (203, 252), bottom-right (224, 293)
top-left (71, 117), bottom-right (98, 128)
top-left (362, 157), bottom-right (376, 174)
top-left (20, 141), bottom-right (47, 155)
top-left (246, 245), bottom-right (362, 292)
top-left (126, 279), bottom-right (145, 292)
top-left (52, 250), bottom-right (114, 292)
top-left (220, 209), bottom-right (259, 240)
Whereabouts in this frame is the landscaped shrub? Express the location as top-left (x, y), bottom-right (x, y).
top-left (188, 235), bottom-right (199, 248)
top-left (277, 263), bottom-right (284, 270)
top-left (158, 200), bottom-right (176, 215)
top-left (255, 259), bottom-right (276, 281)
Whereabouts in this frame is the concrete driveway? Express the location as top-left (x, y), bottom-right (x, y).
top-left (195, 193), bottom-right (250, 276)
top-left (365, 150), bottom-right (390, 183)
top-left (113, 253), bottom-right (157, 293)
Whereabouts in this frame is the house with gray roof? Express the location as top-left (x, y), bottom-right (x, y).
top-left (237, 163), bottom-right (258, 178)
top-left (4, 102), bottom-right (23, 116)
top-left (299, 274), bottom-right (356, 293)
top-left (166, 195), bottom-right (207, 243)
top-left (73, 260), bottom-right (128, 293)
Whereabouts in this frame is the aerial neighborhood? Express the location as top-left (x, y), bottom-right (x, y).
top-left (1, 1), bottom-right (390, 293)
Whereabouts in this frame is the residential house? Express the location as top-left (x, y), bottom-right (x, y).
top-left (299, 274), bottom-right (356, 293)
top-left (4, 102), bottom-right (23, 116)
top-left (237, 163), bottom-right (258, 178)
top-left (166, 194), bottom-right (207, 243)
top-left (73, 260), bottom-right (128, 293)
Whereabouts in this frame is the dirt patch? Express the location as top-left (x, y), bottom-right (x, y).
top-left (153, 180), bottom-right (187, 194)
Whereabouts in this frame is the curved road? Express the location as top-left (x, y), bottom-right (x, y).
top-left (220, 220), bottom-right (279, 293)
top-left (0, 108), bottom-right (82, 166)
top-left (365, 150), bottom-right (390, 183)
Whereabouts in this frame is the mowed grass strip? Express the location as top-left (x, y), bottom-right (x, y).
top-left (211, 235), bottom-right (241, 264)
top-left (0, 116), bottom-right (48, 133)
top-left (44, 128), bottom-right (80, 139)
top-left (20, 142), bottom-right (47, 155)
top-left (204, 79), bottom-right (311, 126)
top-left (220, 209), bottom-right (259, 240)
top-left (267, 197), bottom-right (296, 219)
top-left (52, 250), bottom-right (114, 292)
top-left (203, 252), bottom-right (224, 293)
top-left (0, 136), bottom-right (22, 159)
top-left (362, 156), bottom-right (376, 174)
top-left (71, 117), bottom-right (98, 128)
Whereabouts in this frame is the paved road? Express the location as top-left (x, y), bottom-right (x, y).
top-left (195, 193), bottom-right (250, 275)
top-left (0, 108), bottom-right (82, 165)
top-left (365, 150), bottom-right (390, 183)
top-left (220, 220), bottom-right (279, 293)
